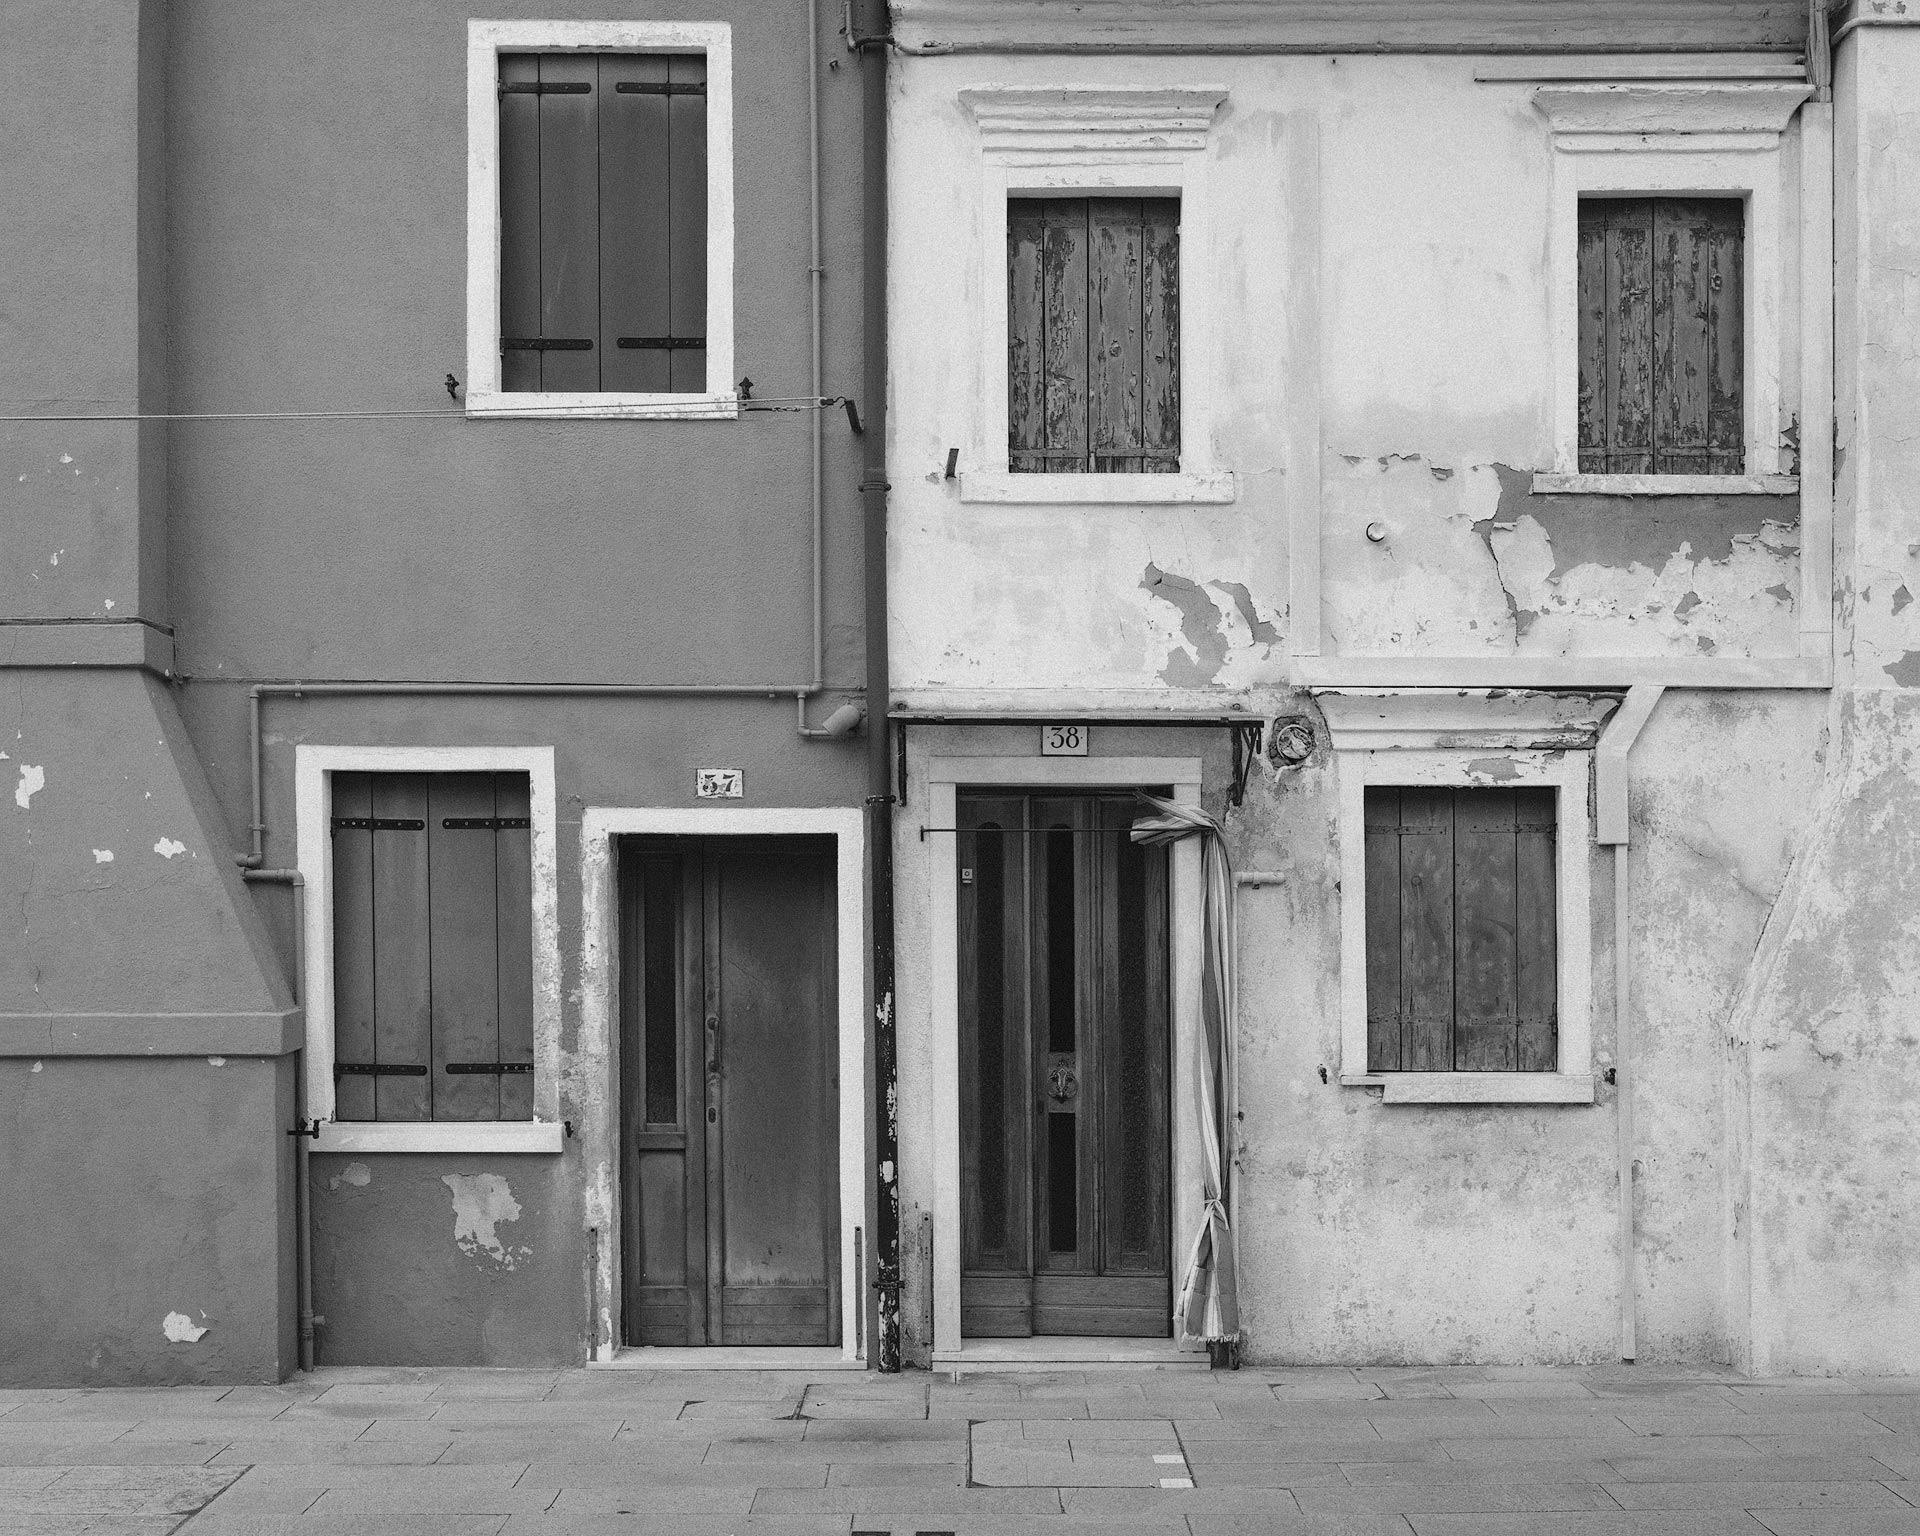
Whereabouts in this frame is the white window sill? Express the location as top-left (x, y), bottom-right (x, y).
top-left (1532, 473), bottom-right (1798, 497)
top-left (464, 390), bottom-right (739, 421)
top-left (1341, 1072), bottom-right (1596, 1105)
top-left (959, 470), bottom-right (1237, 505)
top-left (313, 1120), bottom-right (567, 1154)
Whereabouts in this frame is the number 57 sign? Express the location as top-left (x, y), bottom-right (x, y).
top-left (1040, 723), bottom-right (1089, 756)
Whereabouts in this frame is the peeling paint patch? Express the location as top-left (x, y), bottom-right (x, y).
top-left (30, 1062), bottom-right (42, 1074)
top-left (1140, 564), bottom-right (1228, 686)
top-left (207, 1056), bottom-right (226, 1067)
top-left (1208, 581), bottom-right (1281, 646)
top-left (1883, 651), bottom-right (1920, 688)
top-left (1765, 583), bottom-right (1794, 604)
top-left (14, 765), bottom-right (44, 809)
top-left (1465, 757), bottom-right (1522, 781)
top-left (442, 1172), bottom-right (529, 1269)
top-left (331, 1162), bottom-right (372, 1191)
top-left (162, 1312), bottom-right (207, 1343)
top-left (92, 849), bottom-right (114, 863)
top-left (1896, 585), bottom-right (1914, 616)
top-left (153, 838), bottom-right (187, 859)
top-left (1673, 592), bottom-right (1703, 620)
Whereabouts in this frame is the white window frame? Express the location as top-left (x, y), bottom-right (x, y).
top-left (1324, 692), bottom-right (1599, 1105)
top-left (576, 806), bottom-right (868, 1362)
top-left (465, 19), bottom-right (735, 421)
top-left (955, 87), bottom-right (1235, 507)
top-left (296, 744), bottom-right (563, 1153)
top-left (1535, 80), bottom-right (1811, 493)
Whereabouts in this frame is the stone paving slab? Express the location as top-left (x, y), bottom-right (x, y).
top-left (7, 1364), bottom-right (1920, 1535)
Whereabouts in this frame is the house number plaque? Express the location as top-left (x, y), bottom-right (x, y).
top-left (1040, 724), bottom-right (1089, 756)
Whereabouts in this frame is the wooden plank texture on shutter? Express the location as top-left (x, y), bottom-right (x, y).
top-left (498, 55), bottom-right (544, 393)
top-left (1090, 200), bottom-right (1145, 472)
top-left (1452, 789), bottom-right (1519, 1072)
top-left (495, 772), bottom-right (536, 1119)
top-left (331, 772), bottom-right (377, 1121)
top-left (1513, 789), bottom-right (1559, 1071)
top-left (1043, 202), bottom-right (1090, 473)
top-left (1140, 198), bottom-right (1180, 473)
top-left (667, 52), bottom-right (708, 393)
top-left (1008, 201), bottom-right (1048, 473)
top-left (1396, 789), bottom-right (1454, 1072)
top-left (371, 775), bottom-right (433, 1121)
top-left (429, 774), bottom-right (503, 1121)
top-left (1653, 199), bottom-right (1744, 475)
top-left (537, 53), bottom-right (600, 392)
top-left (599, 54), bottom-right (672, 394)
top-left (1364, 788), bottom-right (1404, 1073)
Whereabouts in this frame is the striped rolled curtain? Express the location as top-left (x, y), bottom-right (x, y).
top-left (1130, 793), bottom-right (1240, 1346)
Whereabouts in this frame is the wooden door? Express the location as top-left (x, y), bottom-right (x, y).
top-left (619, 836), bottom-right (839, 1347)
top-left (958, 794), bottom-right (1171, 1337)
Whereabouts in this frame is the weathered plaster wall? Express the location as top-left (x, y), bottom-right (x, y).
top-left (889, 53), bottom-right (1806, 692)
top-left (142, 0), bottom-right (870, 1370)
top-left (0, 1056), bottom-right (296, 1385)
top-left (310, 1154), bottom-right (580, 1366)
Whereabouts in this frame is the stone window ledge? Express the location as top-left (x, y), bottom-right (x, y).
top-left (1341, 1072), bottom-right (1598, 1105)
top-left (1533, 472), bottom-right (1799, 496)
top-left (313, 1121), bottom-right (568, 1154)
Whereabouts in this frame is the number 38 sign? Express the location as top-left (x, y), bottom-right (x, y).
top-left (1040, 723), bottom-right (1089, 756)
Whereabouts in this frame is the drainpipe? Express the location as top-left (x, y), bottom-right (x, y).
top-left (243, 866), bottom-right (313, 1374)
top-left (1595, 683), bottom-right (1663, 1363)
top-left (849, 0), bottom-right (898, 1373)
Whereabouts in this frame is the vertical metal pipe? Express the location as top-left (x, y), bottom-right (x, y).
top-left (808, 0), bottom-right (825, 689)
top-left (246, 867), bottom-right (312, 1372)
top-left (853, 0), bottom-right (899, 1373)
top-left (1615, 845), bottom-right (1636, 1363)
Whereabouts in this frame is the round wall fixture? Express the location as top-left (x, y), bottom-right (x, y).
top-left (1268, 716), bottom-right (1316, 768)
top-left (1365, 521), bottom-right (1389, 543)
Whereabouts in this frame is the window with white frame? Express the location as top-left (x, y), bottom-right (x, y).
top-left (1531, 77), bottom-right (1811, 493)
top-left (297, 745), bottom-right (563, 1152)
top-left (1323, 691), bottom-right (1602, 1105)
top-left (956, 86), bottom-right (1234, 506)
top-left (466, 21), bottom-right (734, 420)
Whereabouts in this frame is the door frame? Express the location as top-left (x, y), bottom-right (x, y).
top-left (926, 757), bottom-right (1205, 1355)
top-left (579, 806), bottom-right (866, 1362)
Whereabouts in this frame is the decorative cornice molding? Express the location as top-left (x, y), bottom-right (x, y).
top-left (897, 0), bottom-right (1806, 54)
top-left (1316, 688), bottom-right (1622, 752)
top-left (1533, 80), bottom-right (1812, 150)
top-left (959, 86), bottom-right (1228, 155)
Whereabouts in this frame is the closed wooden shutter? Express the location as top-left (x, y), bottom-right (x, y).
top-left (1364, 787), bottom-right (1558, 1074)
top-left (1009, 197), bottom-right (1179, 473)
top-left (331, 772), bottom-right (535, 1121)
top-left (1579, 197), bottom-right (1744, 475)
top-left (498, 53), bottom-right (707, 393)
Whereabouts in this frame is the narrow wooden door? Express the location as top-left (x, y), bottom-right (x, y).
top-left (958, 793), bottom-right (1171, 1337)
top-left (619, 836), bottom-right (839, 1347)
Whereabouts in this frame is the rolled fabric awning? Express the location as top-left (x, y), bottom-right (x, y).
top-left (1130, 793), bottom-right (1240, 1346)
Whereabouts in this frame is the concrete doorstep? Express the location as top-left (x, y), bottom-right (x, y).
top-left (0, 1364), bottom-right (1918, 1536)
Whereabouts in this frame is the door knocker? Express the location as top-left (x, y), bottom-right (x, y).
top-left (1047, 1064), bottom-right (1078, 1104)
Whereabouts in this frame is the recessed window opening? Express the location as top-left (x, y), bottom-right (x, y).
top-left (1578, 196), bottom-right (1745, 475)
top-left (499, 51), bottom-right (708, 394)
top-left (330, 771), bottom-right (535, 1122)
top-left (1364, 786), bottom-right (1558, 1074)
top-left (1008, 196), bottom-right (1180, 473)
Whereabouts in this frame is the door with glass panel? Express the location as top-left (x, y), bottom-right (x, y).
top-left (957, 792), bottom-right (1171, 1336)
top-left (618, 835), bottom-right (838, 1347)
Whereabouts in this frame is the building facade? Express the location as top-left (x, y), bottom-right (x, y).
top-left (885, 0), bottom-right (1920, 1374)
top-left (1, 0), bottom-right (876, 1383)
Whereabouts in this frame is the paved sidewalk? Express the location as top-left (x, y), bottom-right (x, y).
top-left (4, 1363), bottom-right (1920, 1536)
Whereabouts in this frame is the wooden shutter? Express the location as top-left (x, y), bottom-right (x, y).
top-left (1579, 197), bottom-right (1744, 475)
top-left (331, 772), bottom-right (535, 1121)
top-left (1009, 197), bottom-right (1179, 473)
top-left (1364, 787), bottom-right (1558, 1074)
top-left (499, 53), bottom-right (708, 393)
